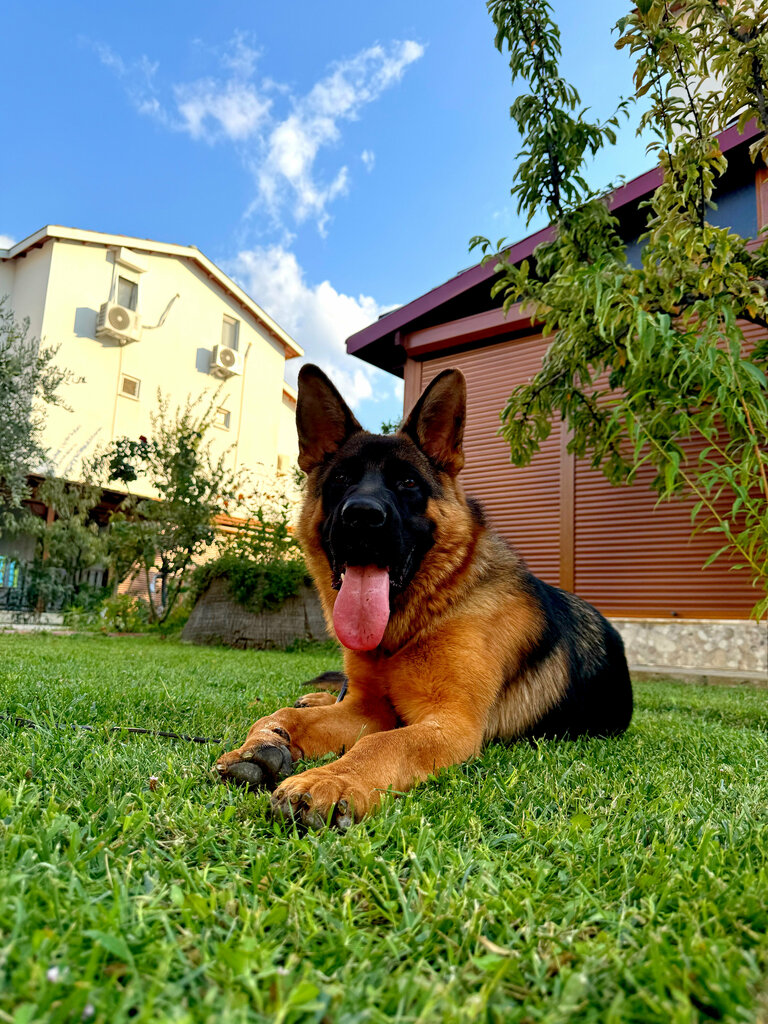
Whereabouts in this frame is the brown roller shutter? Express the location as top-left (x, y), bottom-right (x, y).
top-left (573, 321), bottom-right (761, 618)
top-left (573, 456), bottom-right (754, 618)
top-left (417, 324), bottom-right (759, 618)
top-left (421, 335), bottom-right (562, 585)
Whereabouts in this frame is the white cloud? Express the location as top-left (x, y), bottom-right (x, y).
top-left (255, 41), bottom-right (424, 232)
top-left (228, 245), bottom-right (398, 408)
top-left (90, 34), bottom-right (424, 231)
top-left (361, 149), bottom-right (375, 171)
top-left (0, 234), bottom-right (14, 249)
top-left (89, 41), bottom-right (162, 116)
top-left (89, 36), bottom-right (271, 144)
top-left (174, 79), bottom-right (271, 141)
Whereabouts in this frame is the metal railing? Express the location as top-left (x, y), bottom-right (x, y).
top-left (0, 559), bottom-right (106, 611)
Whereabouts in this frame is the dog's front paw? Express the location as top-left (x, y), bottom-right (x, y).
top-left (270, 768), bottom-right (373, 830)
top-left (216, 727), bottom-right (294, 792)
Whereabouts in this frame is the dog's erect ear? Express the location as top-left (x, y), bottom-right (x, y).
top-left (400, 368), bottom-right (466, 476)
top-left (296, 364), bottom-right (363, 473)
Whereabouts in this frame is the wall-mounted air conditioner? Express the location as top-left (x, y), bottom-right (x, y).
top-left (96, 302), bottom-right (142, 344)
top-left (211, 345), bottom-right (243, 378)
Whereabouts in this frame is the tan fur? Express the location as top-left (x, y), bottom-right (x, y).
top-left (293, 692), bottom-right (337, 709)
top-left (218, 463), bottom-right (571, 822)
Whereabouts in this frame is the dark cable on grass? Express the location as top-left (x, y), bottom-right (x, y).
top-left (1, 713), bottom-right (224, 745)
top-left (1, 672), bottom-right (343, 748)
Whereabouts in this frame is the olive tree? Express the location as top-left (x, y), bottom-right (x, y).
top-left (0, 298), bottom-right (73, 533)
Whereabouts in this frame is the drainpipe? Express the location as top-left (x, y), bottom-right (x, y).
top-left (110, 344), bottom-right (124, 442)
top-left (233, 342), bottom-right (252, 473)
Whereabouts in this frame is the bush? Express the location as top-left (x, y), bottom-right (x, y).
top-left (98, 594), bottom-right (152, 633)
top-left (189, 552), bottom-right (309, 615)
top-left (188, 484), bottom-right (309, 614)
top-left (65, 592), bottom-right (195, 635)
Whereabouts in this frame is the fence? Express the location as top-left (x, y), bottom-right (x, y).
top-left (0, 557), bottom-right (32, 611)
top-left (0, 557), bottom-right (108, 611)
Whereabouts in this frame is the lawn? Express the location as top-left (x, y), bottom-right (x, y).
top-left (0, 634), bottom-right (766, 1023)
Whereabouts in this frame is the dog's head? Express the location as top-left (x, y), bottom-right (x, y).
top-left (296, 363), bottom-right (467, 651)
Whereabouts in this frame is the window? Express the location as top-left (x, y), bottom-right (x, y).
top-left (215, 407), bottom-right (231, 430)
top-left (117, 276), bottom-right (139, 311)
top-left (221, 315), bottom-right (239, 350)
top-left (120, 374), bottom-right (140, 399)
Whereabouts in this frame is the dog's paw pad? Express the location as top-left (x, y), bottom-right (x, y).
top-left (216, 739), bottom-right (293, 792)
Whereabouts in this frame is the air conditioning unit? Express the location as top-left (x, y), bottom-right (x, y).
top-left (211, 345), bottom-right (243, 378)
top-left (96, 302), bottom-right (142, 344)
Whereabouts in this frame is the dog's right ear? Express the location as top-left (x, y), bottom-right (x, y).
top-left (296, 364), bottom-right (363, 473)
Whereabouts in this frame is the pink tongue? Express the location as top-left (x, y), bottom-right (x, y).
top-left (333, 565), bottom-right (391, 651)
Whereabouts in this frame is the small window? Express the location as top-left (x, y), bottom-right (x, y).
top-left (215, 407), bottom-right (231, 430)
top-left (117, 276), bottom-right (139, 311)
top-left (120, 374), bottom-right (140, 399)
top-left (221, 315), bottom-right (239, 350)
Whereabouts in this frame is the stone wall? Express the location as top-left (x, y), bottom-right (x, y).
top-left (0, 611), bottom-right (65, 632)
top-left (182, 577), bottom-right (330, 649)
top-left (613, 618), bottom-right (767, 682)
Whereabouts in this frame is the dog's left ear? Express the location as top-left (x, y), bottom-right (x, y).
top-left (296, 364), bottom-right (363, 473)
top-left (400, 368), bottom-right (466, 476)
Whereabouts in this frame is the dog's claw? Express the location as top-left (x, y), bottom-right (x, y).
top-left (269, 791), bottom-right (354, 831)
top-left (335, 799), bottom-right (353, 831)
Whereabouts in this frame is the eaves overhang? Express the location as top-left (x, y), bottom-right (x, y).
top-left (346, 119), bottom-right (763, 375)
top-left (0, 225), bottom-right (304, 360)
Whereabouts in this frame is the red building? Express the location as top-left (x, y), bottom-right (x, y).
top-left (346, 123), bottom-right (767, 678)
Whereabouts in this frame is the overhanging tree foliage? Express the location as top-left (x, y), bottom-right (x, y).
top-left (27, 478), bottom-right (108, 610)
top-left (472, 0), bottom-right (768, 617)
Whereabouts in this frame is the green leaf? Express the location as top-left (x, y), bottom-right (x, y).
top-left (85, 929), bottom-right (134, 964)
top-left (741, 360), bottom-right (767, 388)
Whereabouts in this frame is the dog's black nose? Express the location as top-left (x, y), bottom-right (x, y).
top-left (341, 497), bottom-right (387, 529)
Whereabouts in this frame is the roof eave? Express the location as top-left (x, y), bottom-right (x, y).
top-left (1, 225), bottom-right (303, 360)
top-left (346, 118), bottom-right (763, 366)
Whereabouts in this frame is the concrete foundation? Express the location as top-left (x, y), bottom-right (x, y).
top-left (612, 617), bottom-right (767, 684)
top-left (0, 610), bottom-right (65, 632)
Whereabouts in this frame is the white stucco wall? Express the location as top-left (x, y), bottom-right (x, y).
top-left (0, 244), bottom-right (53, 344)
top-left (278, 392), bottom-right (298, 472)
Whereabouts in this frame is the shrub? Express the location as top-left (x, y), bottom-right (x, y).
top-left (189, 552), bottom-right (308, 614)
top-left (98, 594), bottom-right (152, 633)
top-left (189, 484), bottom-right (309, 614)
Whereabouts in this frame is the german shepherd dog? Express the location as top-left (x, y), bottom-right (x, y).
top-left (216, 365), bottom-right (633, 827)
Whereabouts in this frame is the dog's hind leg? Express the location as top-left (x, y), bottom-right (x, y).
top-left (293, 692), bottom-right (337, 708)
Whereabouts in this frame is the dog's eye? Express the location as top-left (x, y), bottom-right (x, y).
top-left (399, 478), bottom-right (417, 490)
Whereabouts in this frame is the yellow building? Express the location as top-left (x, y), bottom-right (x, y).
top-left (0, 225), bottom-right (302, 488)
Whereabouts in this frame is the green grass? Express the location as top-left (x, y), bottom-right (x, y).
top-left (0, 634), bottom-right (767, 1024)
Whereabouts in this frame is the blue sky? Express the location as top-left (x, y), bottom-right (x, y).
top-left (1, 1), bottom-right (649, 430)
